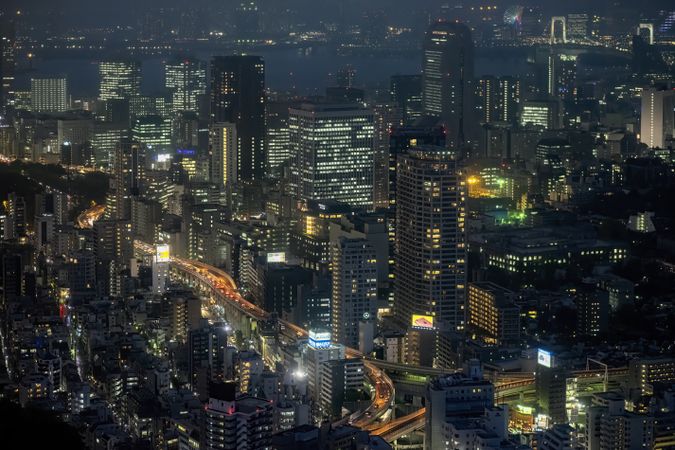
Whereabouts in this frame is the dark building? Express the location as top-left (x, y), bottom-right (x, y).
top-left (422, 21), bottom-right (475, 151)
top-left (210, 55), bottom-right (266, 182)
top-left (390, 75), bottom-right (423, 125)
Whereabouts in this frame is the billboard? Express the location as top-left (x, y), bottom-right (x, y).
top-left (411, 314), bottom-right (434, 330)
top-left (267, 252), bottom-right (286, 263)
top-left (156, 244), bottom-right (171, 262)
top-left (308, 330), bottom-right (332, 349)
top-left (537, 348), bottom-right (553, 368)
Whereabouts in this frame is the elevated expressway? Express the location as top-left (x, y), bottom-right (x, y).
top-left (134, 240), bottom-right (628, 442)
top-left (75, 204), bottom-right (106, 229)
top-left (134, 241), bottom-right (395, 429)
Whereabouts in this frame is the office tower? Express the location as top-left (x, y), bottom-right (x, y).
top-left (289, 103), bottom-right (374, 207)
top-left (30, 76), bottom-right (68, 113)
top-left (188, 322), bottom-right (229, 400)
top-left (520, 99), bottom-right (562, 129)
top-left (7, 192), bottom-right (27, 238)
top-left (210, 55), bottom-right (265, 181)
top-left (467, 282), bottom-right (520, 345)
top-left (330, 237), bottom-right (378, 348)
top-left (164, 57), bottom-right (206, 114)
top-left (548, 54), bottom-right (577, 103)
top-left (497, 76), bottom-right (520, 124)
top-left (99, 60), bottom-right (141, 101)
top-left (34, 214), bottom-right (54, 249)
top-left (422, 21), bottom-right (475, 149)
top-left (265, 101), bottom-right (292, 177)
top-left (372, 104), bottom-right (403, 209)
top-left (209, 122), bottom-right (237, 189)
top-left (0, 15), bottom-right (16, 111)
top-left (566, 14), bottom-right (589, 41)
top-left (152, 245), bottom-right (170, 294)
top-left (425, 364), bottom-right (495, 450)
top-left (390, 74), bottom-right (423, 124)
top-left (131, 115), bottom-right (172, 151)
top-left (640, 87), bottom-right (675, 149)
top-left (1, 253), bottom-right (22, 304)
top-left (477, 76), bottom-right (499, 124)
top-left (303, 330), bottom-right (345, 403)
top-left (204, 382), bottom-right (273, 450)
top-left (319, 358), bottom-right (364, 418)
top-left (112, 139), bottom-right (145, 221)
top-left (129, 94), bottom-right (172, 119)
top-left (91, 123), bottom-right (126, 169)
top-left (394, 147), bottom-right (467, 337)
top-left (388, 126), bottom-right (446, 209)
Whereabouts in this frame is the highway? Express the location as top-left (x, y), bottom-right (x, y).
top-left (135, 241), bottom-right (395, 429)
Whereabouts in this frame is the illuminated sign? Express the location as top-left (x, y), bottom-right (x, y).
top-left (537, 348), bottom-right (553, 368)
top-left (267, 252), bottom-right (286, 263)
top-left (176, 148), bottom-right (196, 156)
top-left (156, 244), bottom-right (171, 262)
top-left (308, 330), bottom-right (332, 349)
top-left (411, 314), bottom-right (434, 330)
top-left (156, 153), bottom-right (172, 163)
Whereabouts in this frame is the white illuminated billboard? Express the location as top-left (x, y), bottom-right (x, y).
top-left (156, 244), bottom-right (171, 262)
top-left (537, 348), bottom-right (553, 368)
top-left (267, 252), bottom-right (286, 263)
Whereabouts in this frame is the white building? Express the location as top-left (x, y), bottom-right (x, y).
top-left (289, 103), bottom-right (374, 207)
top-left (31, 76), bottom-right (68, 112)
top-left (640, 87), bottom-right (675, 149)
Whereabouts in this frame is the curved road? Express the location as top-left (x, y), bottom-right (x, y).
top-left (76, 204), bottom-right (106, 228)
top-left (136, 242), bottom-right (396, 429)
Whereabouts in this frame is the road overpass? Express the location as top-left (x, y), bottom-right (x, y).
top-left (134, 241), bottom-right (395, 429)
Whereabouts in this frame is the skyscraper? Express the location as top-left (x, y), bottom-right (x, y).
top-left (209, 122), bottom-right (238, 189)
top-left (422, 21), bottom-right (475, 150)
top-left (289, 103), bottom-right (374, 207)
top-left (210, 56), bottom-right (265, 181)
top-left (99, 60), bottom-right (141, 101)
top-left (0, 14), bottom-right (16, 112)
top-left (372, 103), bottom-right (403, 210)
top-left (330, 237), bottom-right (378, 348)
top-left (165, 57), bottom-right (206, 114)
top-left (30, 76), bottom-right (68, 113)
top-left (640, 87), bottom-right (675, 149)
top-left (112, 139), bottom-right (145, 221)
top-left (394, 146), bottom-right (467, 337)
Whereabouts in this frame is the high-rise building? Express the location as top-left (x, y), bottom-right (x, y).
top-left (165, 57), bottom-right (206, 114)
top-left (209, 122), bottom-right (237, 189)
top-left (372, 104), bottom-right (403, 209)
top-left (394, 146), bottom-right (467, 338)
top-left (30, 76), bottom-right (68, 113)
top-left (289, 103), bottom-right (374, 207)
top-left (0, 15), bottom-right (16, 112)
top-left (640, 87), bottom-right (675, 149)
top-left (330, 237), bottom-right (378, 348)
top-left (390, 74), bottom-right (423, 124)
top-left (422, 21), bottom-right (475, 149)
top-left (498, 76), bottom-right (521, 124)
top-left (131, 115), bottom-right (172, 151)
top-left (99, 60), bottom-right (141, 101)
top-left (265, 101), bottom-right (292, 176)
top-left (303, 329), bottom-right (345, 403)
top-left (210, 55), bottom-right (265, 181)
top-left (520, 98), bottom-right (562, 130)
top-left (188, 322), bottom-right (229, 400)
top-left (425, 364), bottom-right (495, 450)
top-left (112, 139), bottom-right (146, 221)
top-left (204, 382), bottom-right (274, 450)
top-left (467, 282), bottom-right (520, 345)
